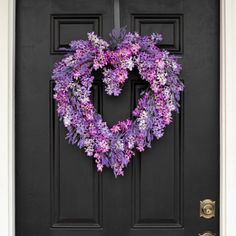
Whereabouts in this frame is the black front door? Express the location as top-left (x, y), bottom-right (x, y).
top-left (16, 0), bottom-right (219, 235)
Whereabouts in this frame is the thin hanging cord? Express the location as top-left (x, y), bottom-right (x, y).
top-left (114, 0), bottom-right (121, 29)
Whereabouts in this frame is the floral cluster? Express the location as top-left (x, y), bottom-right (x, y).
top-left (52, 28), bottom-right (184, 177)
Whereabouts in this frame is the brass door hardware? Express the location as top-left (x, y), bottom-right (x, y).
top-left (198, 231), bottom-right (216, 236)
top-left (200, 199), bottom-right (216, 219)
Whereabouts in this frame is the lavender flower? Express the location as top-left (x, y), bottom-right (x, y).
top-left (52, 29), bottom-right (184, 177)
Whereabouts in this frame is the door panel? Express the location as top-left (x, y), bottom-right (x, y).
top-left (50, 81), bottom-right (102, 228)
top-left (50, 14), bottom-right (103, 54)
top-left (16, 0), bottom-right (219, 236)
top-left (130, 77), bottom-right (183, 228)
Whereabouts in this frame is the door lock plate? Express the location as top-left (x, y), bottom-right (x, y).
top-left (199, 231), bottom-right (216, 236)
top-left (200, 199), bottom-right (216, 219)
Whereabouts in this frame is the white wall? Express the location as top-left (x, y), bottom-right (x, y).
top-left (0, 0), bottom-right (15, 235)
top-left (221, 0), bottom-right (236, 235)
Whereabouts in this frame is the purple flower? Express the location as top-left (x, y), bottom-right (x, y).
top-left (52, 29), bottom-right (184, 177)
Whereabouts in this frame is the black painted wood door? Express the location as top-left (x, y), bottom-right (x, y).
top-left (16, 0), bottom-right (219, 235)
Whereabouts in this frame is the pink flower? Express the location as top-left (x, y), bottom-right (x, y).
top-left (97, 163), bottom-right (103, 172)
top-left (118, 119), bottom-right (132, 131)
top-left (131, 43), bottom-right (141, 54)
top-left (136, 145), bottom-right (144, 152)
top-left (110, 125), bottom-right (121, 133)
top-left (98, 140), bottom-right (109, 153)
top-left (156, 60), bottom-right (165, 69)
top-left (86, 113), bottom-right (93, 120)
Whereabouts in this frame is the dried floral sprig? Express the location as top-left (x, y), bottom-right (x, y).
top-left (52, 29), bottom-right (183, 177)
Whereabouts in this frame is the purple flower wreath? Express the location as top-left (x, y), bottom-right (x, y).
top-left (52, 28), bottom-right (184, 177)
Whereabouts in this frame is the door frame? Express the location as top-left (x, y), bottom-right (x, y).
top-left (0, 0), bottom-right (235, 235)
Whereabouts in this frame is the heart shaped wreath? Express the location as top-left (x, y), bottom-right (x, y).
top-left (52, 27), bottom-right (184, 177)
